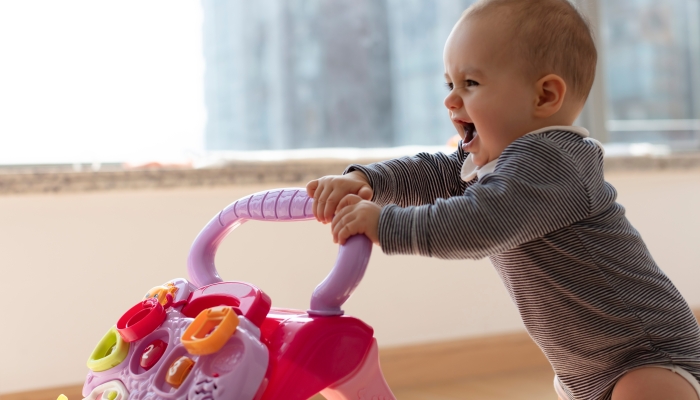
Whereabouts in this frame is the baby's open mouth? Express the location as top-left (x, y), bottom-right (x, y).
top-left (463, 122), bottom-right (477, 144)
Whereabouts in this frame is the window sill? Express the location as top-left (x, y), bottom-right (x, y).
top-left (1, 148), bottom-right (699, 195)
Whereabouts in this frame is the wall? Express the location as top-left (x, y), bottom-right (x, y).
top-left (1, 170), bottom-right (699, 393)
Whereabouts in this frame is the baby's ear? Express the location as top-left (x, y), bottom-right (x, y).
top-left (534, 74), bottom-right (566, 118)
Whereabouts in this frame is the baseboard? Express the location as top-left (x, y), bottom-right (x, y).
top-left (7, 308), bottom-right (700, 399)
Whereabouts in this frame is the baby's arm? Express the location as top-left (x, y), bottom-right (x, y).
top-left (345, 144), bottom-right (469, 208)
top-left (379, 142), bottom-right (592, 259)
top-left (309, 144), bottom-right (468, 224)
top-left (329, 168), bottom-right (588, 249)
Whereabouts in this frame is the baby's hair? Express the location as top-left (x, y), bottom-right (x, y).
top-left (463, 0), bottom-right (597, 102)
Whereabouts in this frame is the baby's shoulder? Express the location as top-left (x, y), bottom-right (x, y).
top-left (482, 129), bottom-right (616, 216)
top-left (496, 129), bottom-right (604, 181)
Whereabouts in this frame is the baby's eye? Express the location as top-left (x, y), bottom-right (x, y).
top-left (444, 82), bottom-right (454, 91)
top-left (465, 79), bottom-right (479, 87)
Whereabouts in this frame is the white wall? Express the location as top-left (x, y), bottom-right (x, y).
top-left (1, 170), bottom-right (699, 393)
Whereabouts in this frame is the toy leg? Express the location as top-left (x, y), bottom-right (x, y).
top-left (319, 338), bottom-right (396, 400)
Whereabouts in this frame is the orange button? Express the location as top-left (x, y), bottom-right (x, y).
top-left (181, 306), bottom-right (238, 355)
top-left (165, 356), bottom-right (195, 388)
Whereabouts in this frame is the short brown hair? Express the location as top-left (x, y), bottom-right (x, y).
top-left (463, 0), bottom-right (597, 102)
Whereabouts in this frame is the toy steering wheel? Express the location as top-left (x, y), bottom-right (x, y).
top-left (187, 188), bottom-right (372, 316)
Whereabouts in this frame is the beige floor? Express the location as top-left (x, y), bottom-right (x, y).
top-left (311, 367), bottom-right (557, 400)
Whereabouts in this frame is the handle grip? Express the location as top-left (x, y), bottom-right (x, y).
top-left (187, 188), bottom-right (372, 316)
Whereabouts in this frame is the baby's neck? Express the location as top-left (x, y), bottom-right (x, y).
top-left (519, 112), bottom-right (580, 139)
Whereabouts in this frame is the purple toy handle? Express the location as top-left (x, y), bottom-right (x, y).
top-left (187, 188), bottom-right (372, 316)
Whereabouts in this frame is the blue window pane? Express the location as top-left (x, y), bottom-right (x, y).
top-left (386, 0), bottom-right (476, 146)
top-left (602, 0), bottom-right (700, 146)
top-left (202, 0), bottom-right (474, 150)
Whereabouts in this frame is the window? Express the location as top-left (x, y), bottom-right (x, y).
top-left (2, 0), bottom-right (698, 166)
top-left (0, 1), bottom-right (204, 166)
top-left (201, 0), bottom-right (475, 151)
top-left (602, 0), bottom-right (700, 150)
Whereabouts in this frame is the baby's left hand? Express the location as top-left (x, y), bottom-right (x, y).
top-left (331, 194), bottom-right (381, 245)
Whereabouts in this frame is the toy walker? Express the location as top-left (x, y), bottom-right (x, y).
top-left (80, 188), bottom-right (396, 400)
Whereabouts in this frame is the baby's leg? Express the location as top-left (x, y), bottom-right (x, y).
top-left (612, 366), bottom-right (700, 400)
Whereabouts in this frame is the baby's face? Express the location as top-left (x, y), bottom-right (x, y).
top-left (443, 14), bottom-right (538, 167)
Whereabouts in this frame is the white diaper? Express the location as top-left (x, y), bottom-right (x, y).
top-left (554, 365), bottom-right (700, 400)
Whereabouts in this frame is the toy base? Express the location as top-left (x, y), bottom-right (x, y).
top-left (319, 338), bottom-right (395, 400)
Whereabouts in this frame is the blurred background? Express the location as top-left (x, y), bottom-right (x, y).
top-left (1, 0), bottom-right (699, 167)
top-left (1, 1), bottom-right (700, 398)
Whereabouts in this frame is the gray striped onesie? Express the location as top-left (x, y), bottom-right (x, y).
top-left (346, 127), bottom-right (700, 400)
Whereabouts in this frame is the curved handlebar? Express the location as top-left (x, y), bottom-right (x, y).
top-left (186, 188), bottom-right (372, 316)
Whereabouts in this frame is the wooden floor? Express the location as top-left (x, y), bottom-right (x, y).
top-left (392, 367), bottom-right (557, 400)
top-left (1, 367), bottom-right (557, 400)
top-left (311, 367), bottom-right (557, 400)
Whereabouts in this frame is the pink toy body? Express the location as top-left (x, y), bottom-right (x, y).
top-left (82, 188), bottom-right (395, 400)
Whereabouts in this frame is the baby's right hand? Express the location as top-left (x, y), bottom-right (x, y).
top-left (306, 171), bottom-right (373, 224)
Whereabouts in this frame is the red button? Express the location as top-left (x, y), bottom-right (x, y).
top-left (140, 339), bottom-right (167, 370)
top-left (116, 298), bottom-right (166, 342)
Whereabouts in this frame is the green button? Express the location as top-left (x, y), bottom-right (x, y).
top-left (86, 326), bottom-right (130, 372)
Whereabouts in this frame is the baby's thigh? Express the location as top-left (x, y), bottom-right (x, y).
top-left (612, 367), bottom-right (699, 400)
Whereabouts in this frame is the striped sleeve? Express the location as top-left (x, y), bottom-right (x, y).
top-left (378, 135), bottom-right (592, 259)
top-left (344, 145), bottom-right (469, 207)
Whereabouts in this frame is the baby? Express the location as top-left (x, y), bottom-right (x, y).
top-left (306, 0), bottom-right (700, 399)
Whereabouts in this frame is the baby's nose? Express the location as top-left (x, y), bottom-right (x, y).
top-left (443, 91), bottom-right (462, 110)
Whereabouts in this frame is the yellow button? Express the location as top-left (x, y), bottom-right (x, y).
top-left (166, 356), bottom-right (195, 388)
top-left (102, 391), bottom-right (117, 400)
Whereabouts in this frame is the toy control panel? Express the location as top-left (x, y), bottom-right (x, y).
top-left (81, 188), bottom-right (396, 400)
top-left (84, 279), bottom-right (270, 400)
